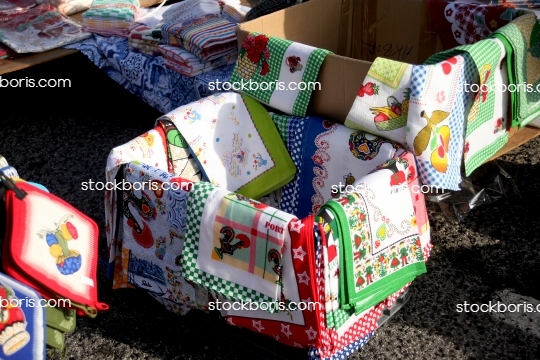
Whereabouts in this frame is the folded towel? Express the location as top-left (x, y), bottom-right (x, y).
top-left (182, 182), bottom-right (298, 307)
top-left (162, 14), bottom-right (237, 61)
top-left (128, 37), bottom-right (160, 56)
top-left (162, 0), bottom-right (221, 24)
top-left (492, 11), bottom-right (540, 127)
top-left (230, 33), bottom-right (331, 116)
top-left (318, 152), bottom-right (427, 315)
top-left (271, 114), bottom-right (401, 219)
top-left (129, 22), bottom-right (162, 41)
top-left (221, 4), bottom-right (246, 23)
top-left (157, 92), bottom-right (296, 200)
top-left (159, 44), bottom-right (237, 76)
top-left (344, 57), bottom-right (412, 144)
top-left (426, 38), bottom-right (509, 176)
top-left (0, 4), bottom-right (91, 53)
top-left (82, 0), bottom-right (140, 37)
top-left (113, 161), bottom-right (209, 315)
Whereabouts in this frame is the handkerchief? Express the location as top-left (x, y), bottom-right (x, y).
top-left (229, 32), bottom-right (331, 116)
top-left (158, 92), bottom-right (296, 200)
top-left (182, 182), bottom-right (298, 307)
top-left (345, 57), bottom-right (413, 144)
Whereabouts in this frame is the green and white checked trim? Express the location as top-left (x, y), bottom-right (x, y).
top-left (292, 48), bottom-right (330, 116)
top-left (270, 113), bottom-right (291, 144)
top-left (182, 182), bottom-right (281, 310)
top-left (465, 133), bottom-right (508, 175)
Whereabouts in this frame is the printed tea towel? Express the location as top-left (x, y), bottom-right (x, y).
top-left (405, 54), bottom-right (471, 191)
top-left (0, 4), bottom-right (91, 53)
top-left (425, 38), bottom-right (509, 176)
top-left (492, 11), bottom-right (540, 127)
top-left (345, 57), bottom-right (413, 144)
top-left (229, 32), bottom-right (331, 116)
top-left (0, 273), bottom-right (46, 360)
top-left (158, 92), bottom-right (296, 200)
top-left (82, 0), bottom-right (140, 37)
top-left (182, 182), bottom-right (298, 307)
top-left (113, 162), bottom-right (209, 315)
top-left (318, 154), bottom-right (426, 315)
top-left (271, 114), bottom-right (401, 219)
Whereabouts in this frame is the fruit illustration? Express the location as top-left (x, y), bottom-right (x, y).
top-left (358, 82), bottom-right (379, 97)
top-left (430, 125), bottom-right (450, 173)
top-left (39, 215), bottom-right (82, 276)
top-left (370, 89), bottom-right (411, 131)
top-left (412, 110), bottom-right (450, 156)
top-left (0, 283), bottom-right (30, 355)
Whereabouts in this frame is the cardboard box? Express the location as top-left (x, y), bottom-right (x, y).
top-left (237, 0), bottom-right (443, 124)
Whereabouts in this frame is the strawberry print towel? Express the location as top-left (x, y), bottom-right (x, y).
top-left (318, 153), bottom-right (427, 315)
top-left (229, 32), bottom-right (331, 116)
top-left (182, 182), bottom-right (298, 307)
top-left (158, 92), bottom-right (296, 200)
top-left (345, 57), bottom-right (413, 144)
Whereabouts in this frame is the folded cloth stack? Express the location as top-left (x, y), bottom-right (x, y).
top-left (221, 4), bottom-right (247, 23)
top-left (157, 92), bottom-right (296, 200)
top-left (82, 0), bottom-right (140, 37)
top-left (317, 150), bottom-right (428, 316)
top-left (0, 3), bottom-right (91, 53)
top-left (0, 0), bottom-right (35, 22)
top-left (128, 22), bottom-right (162, 56)
top-left (159, 44), bottom-right (237, 76)
top-left (162, 14), bottom-right (237, 61)
top-left (36, 0), bottom-right (93, 15)
top-left (161, 0), bottom-right (221, 25)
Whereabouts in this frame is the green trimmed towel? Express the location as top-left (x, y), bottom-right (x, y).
top-left (492, 11), bottom-right (540, 127)
top-left (45, 306), bottom-right (76, 333)
top-left (182, 182), bottom-right (298, 309)
top-left (425, 38), bottom-right (509, 176)
top-left (229, 32), bottom-right (331, 116)
top-left (317, 152), bottom-right (426, 315)
top-left (157, 92), bottom-right (296, 200)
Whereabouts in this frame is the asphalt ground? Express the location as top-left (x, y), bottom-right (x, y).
top-left (1, 53), bottom-right (540, 359)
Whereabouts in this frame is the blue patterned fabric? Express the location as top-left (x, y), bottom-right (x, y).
top-left (64, 36), bottom-right (234, 114)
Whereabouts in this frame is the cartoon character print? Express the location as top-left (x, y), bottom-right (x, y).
top-left (184, 108), bottom-right (202, 124)
top-left (129, 131), bottom-right (156, 159)
top-left (221, 134), bottom-right (249, 177)
top-left (123, 187), bottom-right (157, 249)
top-left (252, 152), bottom-right (268, 171)
top-left (39, 214), bottom-right (82, 275)
top-left (0, 283), bottom-right (30, 356)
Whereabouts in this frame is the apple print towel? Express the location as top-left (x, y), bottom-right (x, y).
top-left (270, 114), bottom-right (401, 219)
top-left (405, 54), bottom-right (471, 191)
top-left (492, 11), bottom-right (540, 127)
top-left (0, 273), bottom-right (46, 360)
top-left (157, 92), bottom-right (296, 200)
top-left (229, 32), bottom-right (332, 116)
top-left (425, 38), bottom-right (509, 177)
top-left (182, 182), bottom-right (298, 308)
top-left (113, 161), bottom-right (209, 315)
top-left (345, 57), bottom-right (413, 145)
top-left (317, 153), bottom-right (426, 315)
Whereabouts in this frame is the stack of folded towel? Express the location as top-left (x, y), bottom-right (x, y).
top-left (159, 44), bottom-right (237, 76)
top-left (128, 22), bottom-right (162, 56)
top-left (82, 0), bottom-right (139, 37)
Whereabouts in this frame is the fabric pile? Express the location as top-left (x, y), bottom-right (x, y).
top-left (159, 44), bottom-right (237, 76)
top-left (128, 22), bottom-right (163, 56)
top-left (82, 0), bottom-right (140, 37)
top-left (0, 0), bottom-right (36, 22)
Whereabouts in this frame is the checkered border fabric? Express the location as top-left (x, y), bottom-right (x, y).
top-left (292, 48), bottom-right (331, 116)
top-left (182, 182), bottom-right (278, 308)
top-left (270, 113), bottom-right (291, 144)
top-left (410, 66), bottom-right (427, 98)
